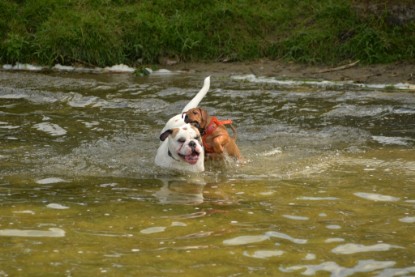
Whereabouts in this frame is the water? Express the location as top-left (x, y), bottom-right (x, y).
top-left (1, 70), bottom-right (414, 276)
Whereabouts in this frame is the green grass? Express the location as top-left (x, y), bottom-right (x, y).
top-left (0, 0), bottom-right (414, 66)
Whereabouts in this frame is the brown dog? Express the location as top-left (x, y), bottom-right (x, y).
top-left (184, 107), bottom-right (242, 160)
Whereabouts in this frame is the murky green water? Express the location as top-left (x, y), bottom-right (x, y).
top-left (1, 70), bottom-right (415, 276)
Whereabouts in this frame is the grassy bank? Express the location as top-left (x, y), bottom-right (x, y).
top-left (0, 0), bottom-right (414, 67)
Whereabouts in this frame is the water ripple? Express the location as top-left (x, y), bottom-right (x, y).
top-left (0, 228), bottom-right (65, 238)
top-left (265, 231), bottom-right (308, 244)
top-left (280, 260), bottom-right (396, 277)
top-left (243, 250), bottom-right (284, 259)
top-left (354, 192), bottom-right (400, 202)
top-left (223, 235), bottom-right (269, 246)
top-left (331, 243), bottom-right (403, 254)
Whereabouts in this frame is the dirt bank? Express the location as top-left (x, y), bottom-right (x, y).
top-left (167, 60), bottom-right (415, 85)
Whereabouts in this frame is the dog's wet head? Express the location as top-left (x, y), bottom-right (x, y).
top-left (160, 124), bottom-right (203, 165)
top-left (184, 108), bottom-right (208, 131)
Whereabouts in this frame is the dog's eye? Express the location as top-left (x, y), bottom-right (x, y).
top-left (193, 111), bottom-right (198, 115)
top-left (195, 136), bottom-right (201, 141)
top-left (178, 138), bottom-right (186, 143)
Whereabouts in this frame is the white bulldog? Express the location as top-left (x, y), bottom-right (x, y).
top-left (155, 76), bottom-right (210, 172)
top-left (155, 124), bottom-right (204, 172)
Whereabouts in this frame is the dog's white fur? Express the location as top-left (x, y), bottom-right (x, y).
top-left (155, 124), bottom-right (205, 172)
top-left (155, 76), bottom-right (210, 172)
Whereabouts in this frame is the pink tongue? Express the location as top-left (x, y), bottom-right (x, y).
top-left (185, 153), bottom-right (199, 164)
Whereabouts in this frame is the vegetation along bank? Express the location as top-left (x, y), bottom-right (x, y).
top-left (0, 0), bottom-right (414, 67)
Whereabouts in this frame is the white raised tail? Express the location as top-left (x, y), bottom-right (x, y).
top-left (182, 76), bottom-right (210, 112)
top-left (160, 76), bottom-right (211, 134)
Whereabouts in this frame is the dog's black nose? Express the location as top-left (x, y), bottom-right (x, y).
top-left (188, 141), bottom-right (196, 148)
top-left (184, 115), bottom-right (190, 123)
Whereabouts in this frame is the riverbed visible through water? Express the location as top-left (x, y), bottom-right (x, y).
top-left (1, 70), bottom-right (414, 276)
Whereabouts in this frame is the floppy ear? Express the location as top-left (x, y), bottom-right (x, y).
top-left (200, 108), bottom-right (209, 127)
top-left (159, 129), bottom-right (173, 141)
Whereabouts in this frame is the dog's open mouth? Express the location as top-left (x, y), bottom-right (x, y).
top-left (179, 150), bottom-right (200, 165)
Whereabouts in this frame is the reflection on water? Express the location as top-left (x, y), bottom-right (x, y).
top-left (1, 70), bottom-right (415, 276)
top-left (154, 178), bottom-right (205, 205)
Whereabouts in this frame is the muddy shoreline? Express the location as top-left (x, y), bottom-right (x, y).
top-left (1, 60), bottom-right (413, 86)
top-left (167, 60), bottom-right (415, 85)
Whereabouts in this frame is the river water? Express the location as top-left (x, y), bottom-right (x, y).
top-left (0, 70), bottom-right (414, 276)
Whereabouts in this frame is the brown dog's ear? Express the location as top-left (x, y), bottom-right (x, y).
top-left (159, 129), bottom-right (173, 141)
top-left (199, 108), bottom-right (209, 127)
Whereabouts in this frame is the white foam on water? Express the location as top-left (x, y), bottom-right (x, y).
top-left (393, 107), bottom-right (415, 115)
top-left (260, 148), bottom-right (283, 156)
top-left (140, 226), bottom-right (166, 234)
top-left (151, 69), bottom-right (177, 75)
top-left (324, 104), bottom-right (393, 118)
top-left (331, 243), bottom-right (403, 255)
top-left (223, 235), bottom-right (269, 246)
top-left (0, 228), bottom-right (65, 237)
top-left (243, 249), bottom-right (284, 259)
top-left (33, 122), bottom-right (67, 136)
top-left (297, 196), bottom-right (338, 201)
top-left (36, 177), bottom-right (68, 185)
top-left (259, 191), bottom-right (276, 196)
top-left (46, 203), bottom-right (69, 210)
top-left (372, 136), bottom-right (412, 146)
top-left (380, 266), bottom-right (415, 276)
top-left (13, 210), bottom-right (36, 215)
top-left (52, 64), bottom-right (75, 71)
top-left (265, 231), bottom-right (308, 244)
top-left (326, 225), bottom-right (342, 230)
top-left (99, 183), bottom-right (118, 188)
top-left (171, 221), bottom-right (187, 227)
top-left (280, 260), bottom-right (396, 276)
top-left (82, 121), bottom-right (100, 128)
top-left (354, 192), bottom-right (400, 202)
top-left (0, 93), bottom-right (25, 99)
top-left (282, 214), bottom-right (309, 221)
top-left (2, 63), bottom-right (43, 71)
top-left (0, 125), bottom-right (19, 129)
top-left (303, 253), bottom-right (317, 261)
top-left (325, 238), bottom-right (345, 243)
top-left (67, 94), bottom-right (101, 108)
top-left (2, 63), bottom-right (183, 75)
top-left (231, 74), bottom-right (415, 91)
top-left (399, 216), bottom-right (415, 223)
